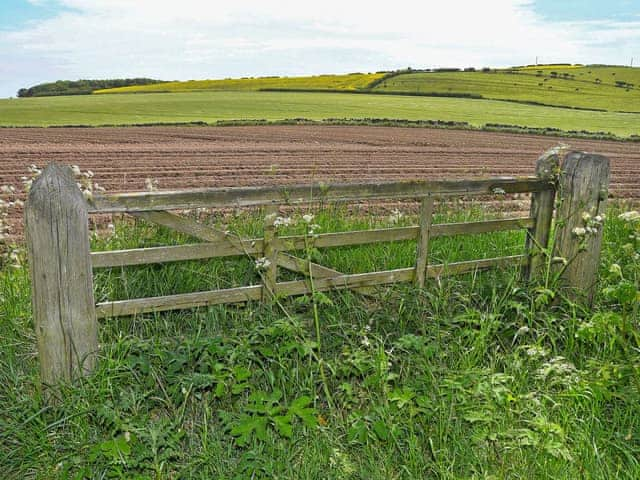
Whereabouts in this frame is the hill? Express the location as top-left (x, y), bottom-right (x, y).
top-left (372, 65), bottom-right (640, 113)
top-left (93, 73), bottom-right (385, 94)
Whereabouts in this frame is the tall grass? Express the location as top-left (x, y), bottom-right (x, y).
top-left (1, 202), bottom-right (639, 478)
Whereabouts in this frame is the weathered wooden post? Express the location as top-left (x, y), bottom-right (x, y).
top-left (262, 205), bottom-right (279, 300)
top-left (553, 151), bottom-right (610, 304)
top-left (25, 164), bottom-right (98, 399)
top-left (524, 148), bottom-right (560, 280)
top-left (415, 196), bottom-right (435, 288)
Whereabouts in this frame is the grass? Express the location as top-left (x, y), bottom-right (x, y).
top-left (93, 73), bottom-right (385, 94)
top-left (2, 200), bottom-right (640, 479)
top-left (374, 66), bottom-right (640, 113)
top-left (1, 90), bottom-right (640, 136)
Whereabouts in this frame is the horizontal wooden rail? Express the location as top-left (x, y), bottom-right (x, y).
top-left (91, 217), bottom-right (533, 268)
top-left (95, 255), bottom-right (526, 318)
top-left (88, 177), bottom-right (551, 213)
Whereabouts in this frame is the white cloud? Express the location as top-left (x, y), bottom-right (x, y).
top-left (1, 0), bottom-right (639, 96)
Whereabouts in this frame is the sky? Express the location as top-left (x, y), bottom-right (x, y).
top-left (0, 0), bottom-right (639, 98)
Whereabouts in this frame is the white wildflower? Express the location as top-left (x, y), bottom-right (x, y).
top-left (536, 356), bottom-right (578, 382)
top-left (273, 216), bottom-right (293, 228)
top-left (144, 178), bottom-right (157, 192)
top-left (572, 227), bottom-right (586, 237)
top-left (71, 165), bottom-right (81, 176)
top-left (581, 212), bottom-right (592, 222)
top-left (388, 209), bottom-right (404, 224)
top-left (254, 257), bottom-right (272, 270)
top-left (524, 345), bottom-right (548, 358)
top-left (619, 211), bottom-right (640, 222)
top-left (302, 214), bottom-right (314, 223)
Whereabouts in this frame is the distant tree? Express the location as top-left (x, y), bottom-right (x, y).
top-left (16, 78), bottom-right (167, 97)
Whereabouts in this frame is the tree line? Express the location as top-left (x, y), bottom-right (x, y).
top-left (17, 78), bottom-right (166, 97)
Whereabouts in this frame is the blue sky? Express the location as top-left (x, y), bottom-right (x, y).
top-left (0, 0), bottom-right (639, 98)
top-left (533, 0), bottom-right (639, 21)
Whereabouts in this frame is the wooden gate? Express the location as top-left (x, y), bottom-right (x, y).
top-left (24, 149), bottom-right (610, 394)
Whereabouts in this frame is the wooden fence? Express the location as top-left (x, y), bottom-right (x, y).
top-left (24, 149), bottom-right (610, 395)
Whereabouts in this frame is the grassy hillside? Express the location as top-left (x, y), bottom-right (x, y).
top-left (374, 66), bottom-right (640, 113)
top-left (1, 90), bottom-right (639, 136)
top-left (94, 73), bottom-right (385, 94)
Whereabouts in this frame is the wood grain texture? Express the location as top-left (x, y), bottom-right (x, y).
top-left (96, 255), bottom-right (526, 318)
top-left (553, 151), bottom-right (610, 304)
top-left (25, 164), bottom-right (98, 396)
top-left (524, 149), bottom-right (559, 280)
top-left (90, 217), bottom-right (533, 268)
top-left (88, 177), bottom-right (551, 213)
top-left (415, 197), bottom-right (435, 287)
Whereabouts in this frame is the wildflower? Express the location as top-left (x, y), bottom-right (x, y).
top-left (388, 209), bottom-right (404, 224)
top-left (302, 213), bottom-right (314, 223)
top-left (254, 257), bottom-right (272, 270)
top-left (0, 185), bottom-right (15, 194)
top-left (536, 356), bottom-right (578, 382)
top-left (124, 431), bottom-right (131, 442)
top-left (71, 165), bottom-right (81, 176)
top-left (361, 336), bottom-right (371, 347)
top-left (572, 227), bottom-right (586, 237)
top-left (619, 211), bottom-right (640, 222)
top-left (581, 212), bottom-right (591, 222)
top-left (144, 178), bottom-right (157, 192)
top-left (524, 345), bottom-right (548, 358)
top-left (273, 216), bottom-right (293, 228)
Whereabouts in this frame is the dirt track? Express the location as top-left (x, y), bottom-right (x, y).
top-left (1, 125), bottom-right (639, 235)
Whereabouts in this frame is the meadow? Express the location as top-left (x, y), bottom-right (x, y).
top-left (93, 73), bottom-right (384, 94)
top-left (1, 90), bottom-right (640, 137)
top-left (374, 66), bottom-right (640, 113)
top-left (1, 201), bottom-right (640, 478)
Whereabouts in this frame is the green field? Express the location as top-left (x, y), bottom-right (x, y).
top-left (94, 73), bottom-right (384, 94)
top-left (374, 66), bottom-right (640, 112)
top-left (2, 90), bottom-right (640, 136)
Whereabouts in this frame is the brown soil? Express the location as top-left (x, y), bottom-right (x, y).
top-left (1, 125), bottom-right (638, 237)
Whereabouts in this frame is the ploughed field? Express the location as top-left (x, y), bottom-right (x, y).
top-left (1, 125), bottom-right (639, 235)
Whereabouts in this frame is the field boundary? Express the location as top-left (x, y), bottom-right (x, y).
top-left (24, 150), bottom-right (611, 397)
top-left (3, 117), bottom-right (639, 142)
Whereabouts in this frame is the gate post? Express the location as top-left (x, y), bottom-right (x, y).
top-left (25, 164), bottom-right (98, 400)
top-left (553, 151), bottom-right (610, 304)
top-left (524, 148), bottom-right (559, 280)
